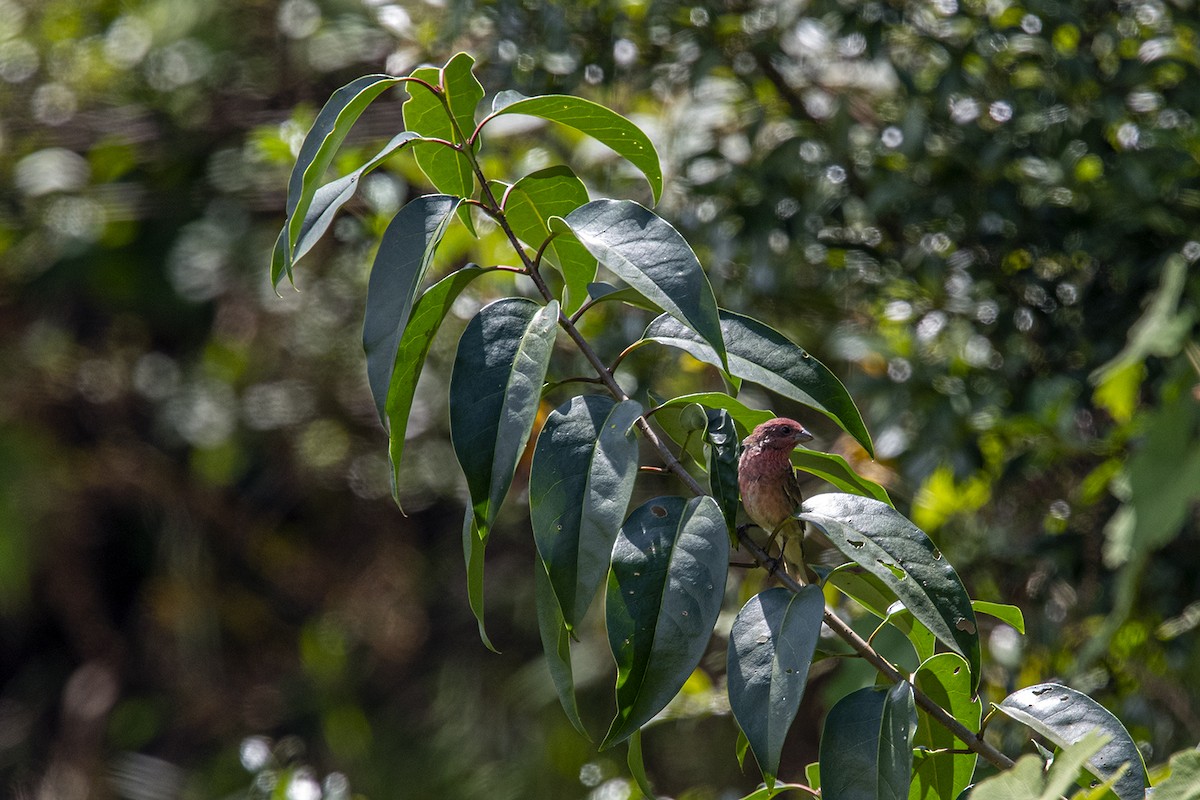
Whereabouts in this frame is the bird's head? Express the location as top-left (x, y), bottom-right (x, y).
top-left (743, 417), bottom-right (814, 452)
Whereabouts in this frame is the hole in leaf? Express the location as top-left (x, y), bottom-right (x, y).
top-left (651, 505), bottom-right (667, 518)
top-left (848, 539), bottom-right (865, 548)
top-left (1032, 686), bottom-right (1052, 696)
top-left (953, 667), bottom-right (961, 675)
top-left (956, 618), bottom-right (977, 634)
top-left (932, 547), bottom-right (943, 560)
top-left (878, 560), bottom-right (905, 579)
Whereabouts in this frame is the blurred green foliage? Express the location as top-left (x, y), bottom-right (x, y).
top-left (1, 0), bottom-right (1196, 797)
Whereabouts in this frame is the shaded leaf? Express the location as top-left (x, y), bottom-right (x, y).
top-left (996, 683), bottom-right (1148, 800)
top-left (274, 73), bottom-right (408, 285)
top-left (462, 510), bottom-right (497, 652)
top-left (487, 91), bottom-right (662, 202)
top-left (704, 408), bottom-right (742, 539)
top-left (643, 310), bottom-right (873, 456)
top-left (727, 586), bottom-right (825, 783)
top-left (529, 396), bottom-right (642, 629)
top-left (819, 682), bottom-right (916, 800)
top-left (583, 281), bottom-right (665, 315)
top-left (450, 298), bottom-right (559, 537)
top-left (534, 556), bottom-right (587, 737)
top-left (603, 496), bottom-right (729, 748)
top-left (564, 200), bottom-right (726, 369)
top-left (910, 653), bottom-right (981, 800)
top-left (628, 730), bottom-right (657, 800)
top-left (363, 194), bottom-right (461, 425)
top-left (799, 494), bottom-right (980, 690)
top-left (502, 166), bottom-right (595, 313)
top-left (385, 265), bottom-right (488, 500)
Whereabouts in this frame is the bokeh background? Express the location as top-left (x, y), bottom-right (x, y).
top-left (2, 0), bottom-right (1198, 797)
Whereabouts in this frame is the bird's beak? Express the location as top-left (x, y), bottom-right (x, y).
top-left (796, 428), bottom-right (814, 444)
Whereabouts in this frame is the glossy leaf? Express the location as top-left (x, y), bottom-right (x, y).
top-left (603, 495), bottom-right (729, 748)
top-left (502, 167), bottom-right (595, 313)
top-left (273, 73), bottom-right (407, 286)
top-left (819, 682), bottom-right (916, 800)
top-left (910, 653), bottom-right (981, 800)
top-left (564, 200), bottom-right (726, 370)
top-left (704, 409), bottom-right (742, 539)
top-left (583, 282), bottom-right (665, 315)
top-left (792, 450), bottom-right (892, 506)
top-left (385, 265), bottom-right (488, 500)
top-left (450, 298), bottom-right (559, 537)
top-left (402, 55), bottom-right (481, 215)
top-left (363, 194), bottom-right (461, 425)
top-left (292, 131), bottom-right (419, 268)
top-left (643, 310), bottom-right (873, 456)
top-left (996, 683), bottom-right (1148, 800)
top-left (799, 493), bottom-right (980, 689)
top-left (487, 91), bottom-right (662, 202)
top-left (971, 601), bottom-right (1025, 634)
top-left (529, 395), bottom-right (642, 629)
top-left (655, 392), bottom-right (773, 435)
top-left (534, 556), bottom-right (587, 737)
top-left (727, 586), bottom-right (825, 783)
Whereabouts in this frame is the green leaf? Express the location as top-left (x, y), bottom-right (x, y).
top-left (529, 395), bottom-right (642, 629)
top-left (799, 494), bottom-right (980, 690)
top-left (628, 729), bottom-right (657, 800)
top-left (402, 55), bottom-right (481, 217)
top-left (971, 601), bottom-right (1025, 634)
top-left (704, 409), bottom-right (742, 540)
top-left (727, 586), bottom-right (826, 784)
top-left (792, 450), bottom-right (892, 506)
top-left (655, 392), bottom-right (773, 435)
top-left (274, 73), bottom-right (407, 286)
top-left (363, 194), bottom-right (461, 425)
top-left (996, 683), bottom-right (1148, 800)
top-left (462, 510), bottom-right (497, 652)
top-left (503, 166), bottom-right (595, 314)
top-left (292, 131), bottom-right (419, 268)
top-left (487, 91), bottom-right (662, 203)
top-left (1152, 748), bottom-right (1200, 800)
top-left (643, 310), bottom-right (873, 457)
top-left (819, 682), bottom-right (916, 800)
top-left (910, 653), bottom-right (981, 800)
top-left (603, 495), bottom-right (729, 748)
top-left (564, 200), bottom-right (726, 370)
top-left (967, 732), bottom-right (1111, 800)
top-left (534, 556), bottom-right (587, 737)
top-left (385, 265), bottom-right (488, 501)
top-left (584, 282), bottom-right (666, 315)
top-left (450, 298), bottom-right (559, 537)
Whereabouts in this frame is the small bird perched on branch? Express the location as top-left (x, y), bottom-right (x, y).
top-left (738, 417), bottom-right (815, 581)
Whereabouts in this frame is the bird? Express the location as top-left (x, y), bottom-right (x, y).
top-left (737, 417), bottom-right (815, 581)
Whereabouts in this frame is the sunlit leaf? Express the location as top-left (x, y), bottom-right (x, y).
top-left (727, 586), bottom-right (825, 784)
top-left (970, 601), bottom-right (1025, 634)
top-left (996, 683), bottom-right (1148, 800)
top-left (385, 265), bottom-right (488, 501)
top-left (363, 194), bottom-right (461, 425)
top-left (529, 395), bottom-right (642, 629)
top-left (966, 732), bottom-right (1111, 800)
top-left (799, 494), bottom-right (980, 689)
top-left (627, 729), bottom-right (657, 800)
top-left (792, 450), bottom-right (892, 506)
top-left (603, 495), bottom-right (728, 748)
top-left (1151, 748), bottom-right (1200, 800)
top-left (910, 653), bottom-right (980, 800)
top-left (643, 310), bottom-right (873, 456)
top-left (450, 298), bottom-right (559, 537)
top-left (274, 73), bottom-right (408, 285)
top-left (463, 510), bottom-right (497, 653)
top-left (819, 682), bottom-right (916, 800)
top-left (487, 91), bottom-right (662, 202)
top-left (564, 200), bottom-right (726, 370)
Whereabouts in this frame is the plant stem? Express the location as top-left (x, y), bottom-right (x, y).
top-left (463, 140), bottom-right (1015, 774)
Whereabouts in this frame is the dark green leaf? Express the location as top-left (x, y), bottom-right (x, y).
top-left (529, 396), bottom-right (642, 629)
top-left (274, 73), bottom-right (407, 286)
top-left (996, 683), bottom-right (1148, 800)
top-left (643, 310), bottom-right (873, 456)
top-left (727, 586), bottom-right (825, 783)
top-left (293, 131), bottom-right (419, 268)
top-left (363, 194), bottom-right (461, 425)
top-left (704, 409), bottom-right (742, 539)
top-left (534, 556), bottom-right (587, 737)
top-left (799, 493), bottom-right (980, 689)
top-left (450, 298), bottom-right (559, 537)
top-left (819, 682), bottom-right (916, 800)
top-left (583, 282), bottom-right (665, 315)
top-left (910, 653), bottom-right (980, 800)
top-left (487, 92), bottom-right (662, 202)
top-left (385, 265), bottom-right (488, 501)
top-left (603, 495), bottom-right (729, 748)
top-left (502, 166), bottom-right (594, 313)
top-left (564, 200), bottom-right (726, 370)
